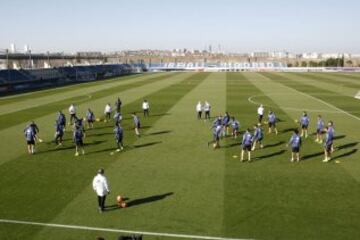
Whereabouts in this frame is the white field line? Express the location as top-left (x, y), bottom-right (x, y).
top-left (0, 219), bottom-right (253, 240)
top-left (247, 95), bottom-right (340, 114)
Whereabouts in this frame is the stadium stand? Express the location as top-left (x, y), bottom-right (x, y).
top-left (0, 64), bottom-right (139, 95)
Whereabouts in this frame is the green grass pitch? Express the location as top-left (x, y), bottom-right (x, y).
top-left (0, 72), bottom-right (359, 240)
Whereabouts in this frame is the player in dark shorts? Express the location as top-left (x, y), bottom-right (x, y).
top-left (57, 111), bottom-right (66, 131)
top-left (287, 129), bottom-right (302, 162)
top-left (222, 112), bottom-right (231, 136)
top-left (230, 117), bottom-right (240, 139)
top-left (267, 110), bottom-right (278, 135)
top-left (114, 123), bottom-right (124, 152)
top-left (252, 123), bottom-right (264, 151)
top-left (299, 112), bottom-right (310, 138)
top-left (323, 121), bottom-right (335, 162)
top-left (54, 120), bottom-right (64, 146)
top-left (73, 125), bottom-right (85, 156)
top-left (115, 97), bottom-right (122, 113)
top-left (113, 111), bottom-right (122, 125)
top-left (86, 108), bottom-right (95, 129)
top-left (24, 126), bottom-right (36, 154)
top-left (315, 115), bottom-right (325, 143)
top-left (132, 112), bottom-right (141, 137)
top-left (241, 129), bottom-right (253, 162)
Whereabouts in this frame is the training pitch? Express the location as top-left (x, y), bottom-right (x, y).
top-left (0, 72), bottom-right (359, 240)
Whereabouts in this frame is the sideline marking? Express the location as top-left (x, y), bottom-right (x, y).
top-left (248, 94), bottom-right (347, 114)
top-left (0, 219), bottom-right (253, 240)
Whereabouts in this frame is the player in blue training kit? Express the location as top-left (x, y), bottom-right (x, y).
top-left (299, 112), bottom-right (310, 138)
top-left (73, 126), bottom-right (85, 156)
top-left (113, 123), bottom-right (124, 152)
top-left (230, 117), bottom-right (240, 139)
top-left (287, 129), bottom-right (302, 162)
top-left (54, 121), bottom-right (64, 146)
top-left (24, 126), bottom-right (36, 154)
top-left (267, 110), bottom-right (278, 135)
top-left (252, 124), bottom-right (264, 151)
top-left (323, 121), bottom-right (335, 162)
top-left (57, 111), bottom-right (66, 132)
top-left (241, 129), bottom-right (253, 162)
top-left (315, 115), bottom-right (325, 143)
top-left (132, 112), bottom-right (141, 137)
top-left (113, 111), bottom-right (122, 126)
top-left (222, 112), bottom-right (231, 136)
top-left (86, 108), bottom-right (95, 129)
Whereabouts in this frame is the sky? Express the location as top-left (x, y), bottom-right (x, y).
top-left (0, 0), bottom-right (359, 53)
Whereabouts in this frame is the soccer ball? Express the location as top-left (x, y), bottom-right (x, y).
top-left (96, 118), bottom-right (100, 122)
top-left (116, 195), bottom-right (123, 202)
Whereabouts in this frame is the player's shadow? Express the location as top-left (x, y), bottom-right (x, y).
top-left (106, 192), bottom-right (174, 211)
top-left (90, 132), bottom-right (114, 137)
top-left (302, 151), bottom-right (323, 161)
top-left (336, 142), bottom-right (358, 150)
top-left (281, 128), bottom-right (297, 134)
top-left (39, 140), bottom-right (106, 154)
top-left (263, 141), bottom-right (285, 149)
top-left (132, 141), bottom-right (162, 149)
top-left (332, 149), bottom-right (358, 161)
top-left (145, 130), bottom-right (172, 136)
top-left (149, 113), bottom-right (171, 118)
top-left (256, 150), bottom-right (286, 161)
top-left (334, 135), bottom-right (346, 140)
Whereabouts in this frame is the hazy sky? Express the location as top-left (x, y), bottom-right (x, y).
top-left (1, 0), bottom-right (359, 53)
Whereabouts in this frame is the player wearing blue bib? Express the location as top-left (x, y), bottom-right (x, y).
top-left (132, 113), bottom-right (141, 137)
top-left (54, 120), bottom-right (64, 146)
top-left (241, 129), bottom-right (253, 162)
top-left (222, 112), bottom-right (231, 136)
top-left (252, 124), bottom-right (264, 151)
top-left (86, 108), bottom-right (95, 129)
top-left (113, 111), bottom-right (122, 126)
top-left (287, 129), bottom-right (302, 162)
top-left (267, 110), bottom-right (278, 135)
top-left (113, 123), bottom-right (124, 152)
top-left (230, 117), bottom-right (240, 139)
top-left (212, 124), bottom-right (223, 149)
top-left (300, 112), bottom-right (310, 138)
top-left (73, 126), bottom-right (85, 156)
top-left (24, 126), bottom-right (36, 154)
top-left (323, 121), bottom-right (335, 162)
top-left (315, 115), bottom-right (325, 143)
top-left (57, 111), bottom-right (66, 131)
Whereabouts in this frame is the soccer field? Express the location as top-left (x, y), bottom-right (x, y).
top-left (0, 72), bottom-right (360, 240)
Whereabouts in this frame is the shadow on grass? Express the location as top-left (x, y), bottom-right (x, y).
top-left (336, 142), bottom-right (358, 150)
top-left (264, 141), bottom-right (285, 149)
top-left (281, 127), bottom-right (297, 134)
top-left (334, 135), bottom-right (346, 140)
top-left (332, 149), bottom-right (358, 161)
top-left (146, 130), bottom-right (172, 136)
top-left (132, 141), bottom-right (162, 149)
top-left (105, 192), bottom-right (174, 211)
top-left (302, 151), bottom-right (323, 161)
top-left (255, 150), bottom-right (286, 160)
top-left (39, 140), bottom-right (106, 154)
top-left (224, 142), bottom-right (240, 148)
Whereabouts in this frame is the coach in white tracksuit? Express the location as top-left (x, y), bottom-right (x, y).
top-left (92, 168), bottom-right (110, 212)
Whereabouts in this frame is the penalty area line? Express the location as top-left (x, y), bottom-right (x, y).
top-left (0, 219), bottom-right (253, 240)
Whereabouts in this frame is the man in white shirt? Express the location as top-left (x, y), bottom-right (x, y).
top-left (196, 101), bottom-right (203, 119)
top-left (68, 104), bottom-right (77, 125)
top-left (104, 103), bottom-right (112, 122)
top-left (257, 104), bottom-right (264, 123)
top-left (92, 168), bottom-right (110, 213)
top-left (142, 99), bottom-right (150, 117)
